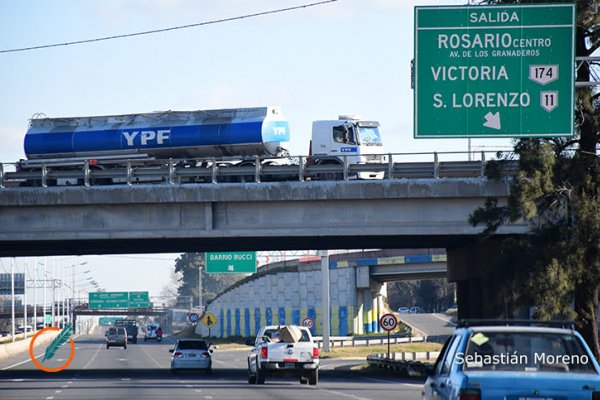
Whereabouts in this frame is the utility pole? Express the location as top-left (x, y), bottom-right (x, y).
top-left (51, 261), bottom-right (55, 327)
top-left (198, 266), bottom-right (203, 311)
top-left (319, 250), bottom-right (330, 353)
top-left (43, 258), bottom-right (47, 327)
top-left (11, 258), bottom-right (15, 342)
top-left (33, 257), bottom-right (37, 333)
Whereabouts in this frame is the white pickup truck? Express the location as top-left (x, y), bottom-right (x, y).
top-left (246, 325), bottom-right (319, 385)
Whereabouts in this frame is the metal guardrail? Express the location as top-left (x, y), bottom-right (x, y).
top-left (367, 353), bottom-right (437, 377)
top-left (313, 334), bottom-right (422, 348)
top-left (0, 151), bottom-right (519, 188)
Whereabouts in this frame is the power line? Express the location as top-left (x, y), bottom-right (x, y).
top-left (0, 0), bottom-right (338, 54)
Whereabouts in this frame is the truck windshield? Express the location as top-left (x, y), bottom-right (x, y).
top-left (357, 126), bottom-right (382, 146)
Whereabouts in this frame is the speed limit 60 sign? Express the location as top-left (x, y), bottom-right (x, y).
top-left (380, 313), bottom-right (398, 332)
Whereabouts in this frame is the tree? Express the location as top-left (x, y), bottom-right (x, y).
top-left (471, 0), bottom-right (600, 357)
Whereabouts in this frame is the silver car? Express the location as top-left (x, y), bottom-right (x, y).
top-left (106, 327), bottom-right (127, 349)
top-left (170, 339), bottom-right (213, 374)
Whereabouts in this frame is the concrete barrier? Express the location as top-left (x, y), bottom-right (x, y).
top-left (0, 330), bottom-right (59, 361)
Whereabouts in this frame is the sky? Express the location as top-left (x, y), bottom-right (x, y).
top-left (0, 0), bottom-right (514, 302)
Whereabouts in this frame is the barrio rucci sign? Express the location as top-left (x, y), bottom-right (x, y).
top-left (414, 4), bottom-right (575, 138)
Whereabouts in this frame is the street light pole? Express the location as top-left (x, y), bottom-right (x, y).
top-left (33, 257), bottom-right (37, 333)
top-left (43, 258), bottom-right (47, 327)
top-left (11, 258), bottom-right (15, 342)
top-left (319, 250), bottom-right (331, 353)
top-left (51, 261), bottom-right (55, 327)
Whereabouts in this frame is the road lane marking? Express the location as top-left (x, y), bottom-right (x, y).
top-left (121, 378), bottom-right (130, 381)
top-left (431, 313), bottom-right (456, 325)
top-left (195, 389), bottom-right (203, 393)
top-left (45, 397), bottom-right (54, 400)
top-left (140, 343), bottom-right (164, 368)
top-left (61, 385), bottom-right (68, 388)
top-left (204, 396), bottom-right (213, 399)
top-left (361, 377), bottom-right (423, 388)
top-left (55, 390), bottom-right (62, 393)
top-left (319, 390), bottom-right (371, 400)
top-left (83, 343), bottom-right (103, 370)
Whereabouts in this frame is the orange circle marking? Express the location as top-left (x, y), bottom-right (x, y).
top-left (29, 327), bottom-right (75, 373)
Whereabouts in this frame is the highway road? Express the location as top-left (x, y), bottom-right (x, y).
top-left (0, 327), bottom-right (423, 400)
top-left (396, 313), bottom-right (456, 337)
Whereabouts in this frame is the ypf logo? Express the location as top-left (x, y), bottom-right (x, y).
top-left (29, 325), bottom-right (75, 372)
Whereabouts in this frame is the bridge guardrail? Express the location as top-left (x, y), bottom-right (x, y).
top-left (0, 150), bottom-right (519, 188)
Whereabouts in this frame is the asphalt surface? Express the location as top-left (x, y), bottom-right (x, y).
top-left (396, 313), bottom-right (456, 337)
top-left (0, 327), bottom-right (424, 400)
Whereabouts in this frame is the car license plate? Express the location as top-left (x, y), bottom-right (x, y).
top-left (285, 363), bottom-right (295, 368)
top-left (188, 353), bottom-right (196, 358)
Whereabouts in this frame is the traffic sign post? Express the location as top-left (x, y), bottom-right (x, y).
top-left (380, 313), bottom-right (398, 360)
top-left (414, 4), bottom-right (575, 138)
top-left (206, 252), bottom-right (257, 274)
top-left (201, 311), bottom-right (218, 337)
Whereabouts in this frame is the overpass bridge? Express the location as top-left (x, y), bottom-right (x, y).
top-left (195, 249), bottom-right (448, 338)
top-left (0, 178), bottom-right (526, 257)
top-left (0, 171), bottom-right (530, 323)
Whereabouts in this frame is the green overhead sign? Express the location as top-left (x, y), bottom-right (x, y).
top-left (128, 292), bottom-right (150, 308)
top-left (414, 4), bottom-right (575, 138)
top-left (206, 252), bottom-right (257, 274)
top-left (89, 291), bottom-right (149, 309)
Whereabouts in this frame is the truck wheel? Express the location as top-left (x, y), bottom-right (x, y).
top-left (247, 361), bottom-right (256, 384)
top-left (308, 370), bottom-right (318, 385)
top-left (255, 363), bottom-right (265, 385)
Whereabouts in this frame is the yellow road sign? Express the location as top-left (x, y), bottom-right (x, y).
top-left (201, 311), bottom-right (217, 328)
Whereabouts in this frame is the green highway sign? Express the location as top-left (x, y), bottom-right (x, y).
top-left (89, 292), bottom-right (129, 309)
top-left (206, 251), bottom-right (257, 274)
top-left (128, 291), bottom-right (150, 308)
top-left (414, 4), bottom-right (575, 138)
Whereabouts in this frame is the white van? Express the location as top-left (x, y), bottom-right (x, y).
top-left (144, 323), bottom-right (160, 341)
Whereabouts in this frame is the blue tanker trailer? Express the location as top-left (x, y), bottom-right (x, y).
top-left (24, 106), bottom-right (290, 160)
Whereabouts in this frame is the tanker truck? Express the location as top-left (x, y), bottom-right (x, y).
top-left (17, 106), bottom-right (387, 185)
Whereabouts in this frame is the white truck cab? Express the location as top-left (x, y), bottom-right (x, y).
top-left (311, 115), bottom-right (387, 179)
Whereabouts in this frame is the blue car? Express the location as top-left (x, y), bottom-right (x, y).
top-left (422, 321), bottom-right (600, 400)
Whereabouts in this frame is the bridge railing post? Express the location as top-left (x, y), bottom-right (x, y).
top-left (433, 152), bottom-right (439, 178)
top-left (211, 158), bottom-right (218, 184)
top-left (343, 155), bottom-right (349, 181)
top-left (480, 151), bottom-right (486, 178)
top-left (298, 156), bottom-right (305, 182)
top-left (168, 158), bottom-right (175, 185)
top-left (0, 163), bottom-right (4, 189)
top-left (126, 161), bottom-right (133, 186)
top-left (387, 154), bottom-right (393, 179)
top-left (41, 164), bottom-right (48, 188)
top-left (254, 156), bottom-right (261, 183)
top-left (83, 160), bottom-right (90, 187)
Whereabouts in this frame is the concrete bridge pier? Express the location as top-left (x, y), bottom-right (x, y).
top-left (447, 239), bottom-right (502, 320)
